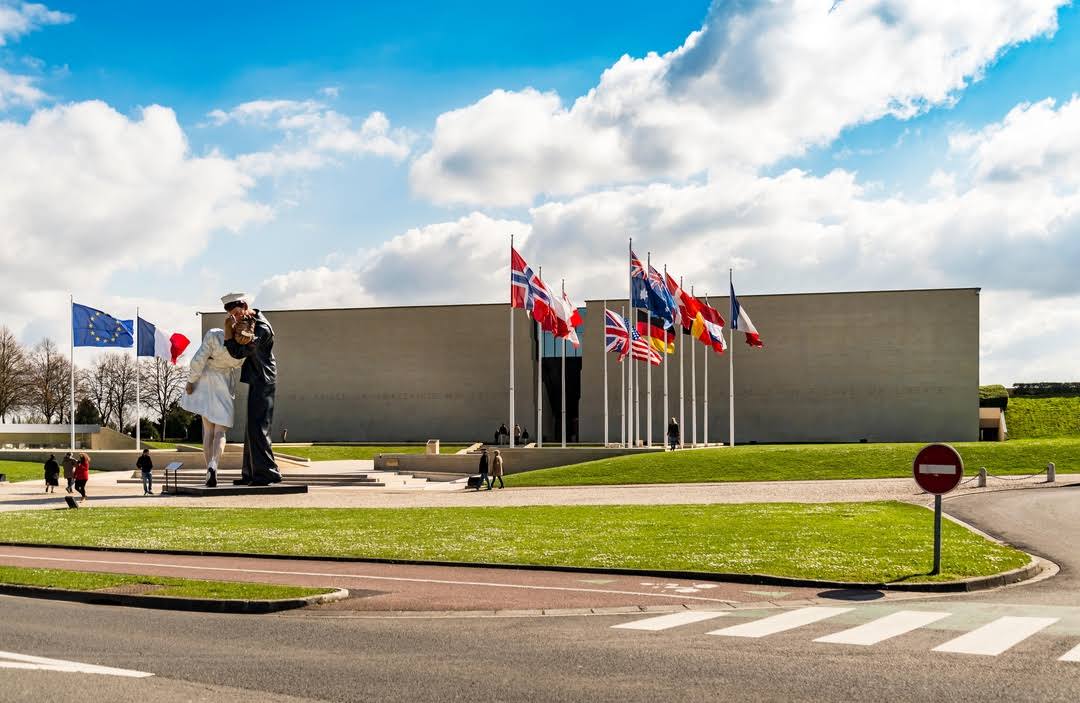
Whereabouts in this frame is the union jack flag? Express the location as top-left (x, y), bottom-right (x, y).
top-left (604, 309), bottom-right (630, 357)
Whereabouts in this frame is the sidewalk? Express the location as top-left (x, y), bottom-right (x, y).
top-left (1, 463), bottom-right (1075, 512)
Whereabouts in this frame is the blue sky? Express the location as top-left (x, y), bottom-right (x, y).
top-left (3, 1), bottom-right (1080, 383)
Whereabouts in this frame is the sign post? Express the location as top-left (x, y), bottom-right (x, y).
top-left (912, 443), bottom-right (964, 575)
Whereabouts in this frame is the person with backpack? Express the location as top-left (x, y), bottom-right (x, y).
top-left (136, 448), bottom-right (154, 496)
top-left (61, 452), bottom-right (76, 493)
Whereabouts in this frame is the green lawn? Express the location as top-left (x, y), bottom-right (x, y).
top-left (0, 503), bottom-right (1028, 583)
top-left (0, 460), bottom-right (44, 484)
top-left (510, 438), bottom-right (1078, 487)
top-left (280, 444), bottom-right (469, 461)
top-left (1005, 397), bottom-right (1080, 439)
top-left (0, 564), bottom-right (334, 600)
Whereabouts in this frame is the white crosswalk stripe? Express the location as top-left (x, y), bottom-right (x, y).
top-left (814, 610), bottom-right (951, 646)
top-left (611, 611), bottom-right (730, 631)
top-left (932, 616), bottom-right (1059, 656)
top-left (707, 607), bottom-right (853, 639)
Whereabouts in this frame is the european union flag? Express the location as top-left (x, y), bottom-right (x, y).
top-left (72, 303), bottom-right (134, 348)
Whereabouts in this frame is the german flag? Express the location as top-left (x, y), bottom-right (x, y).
top-left (635, 320), bottom-right (675, 354)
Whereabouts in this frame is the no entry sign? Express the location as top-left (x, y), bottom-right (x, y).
top-left (913, 443), bottom-right (964, 495)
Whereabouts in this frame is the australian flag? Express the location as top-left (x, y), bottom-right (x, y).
top-left (630, 250), bottom-right (677, 328)
top-left (73, 303), bottom-right (134, 347)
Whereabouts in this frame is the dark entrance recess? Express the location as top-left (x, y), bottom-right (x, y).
top-left (541, 357), bottom-right (582, 444)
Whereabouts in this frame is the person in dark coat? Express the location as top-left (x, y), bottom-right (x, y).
top-left (477, 448), bottom-right (490, 490)
top-left (136, 448), bottom-right (154, 496)
top-left (667, 417), bottom-right (680, 451)
top-left (43, 455), bottom-right (60, 493)
top-left (222, 293), bottom-right (281, 486)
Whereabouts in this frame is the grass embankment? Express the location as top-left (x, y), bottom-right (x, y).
top-left (280, 444), bottom-right (469, 461)
top-left (1005, 397), bottom-right (1080, 439)
top-left (0, 460), bottom-right (45, 484)
top-left (0, 565), bottom-right (333, 600)
top-left (0, 503), bottom-right (1028, 583)
top-left (510, 438), bottom-right (1080, 487)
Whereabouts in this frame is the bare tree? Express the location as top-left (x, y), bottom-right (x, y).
top-left (0, 327), bottom-right (29, 423)
top-left (104, 353), bottom-right (138, 432)
top-left (28, 338), bottom-right (71, 424)
top-left (80, 356), bottom-right (115, 428)
top-left (141, 357), bottom-right (188, 440)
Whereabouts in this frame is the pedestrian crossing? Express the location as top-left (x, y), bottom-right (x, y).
top-left (611, 606), bottom-right (1080, 662)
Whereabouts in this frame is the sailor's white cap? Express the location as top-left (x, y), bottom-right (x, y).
top-left (220, 292), bottom-right (250, 307)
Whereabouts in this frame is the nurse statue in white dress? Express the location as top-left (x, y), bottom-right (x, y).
top-left (180, 328), bottom-right (245, 487)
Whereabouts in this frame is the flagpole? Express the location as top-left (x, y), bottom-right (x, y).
top-left (602, 298), bottom-right (608, 446)
top-left (536, 265), bottom-right (543, 448)
top-left (646, 253), bottom-right (653, 448)
top-left (509, 234), bottom-right (516, 449)
top-left (679, 277), bottom-right (685, 448)
top-left (561, 279), bottom-right (567, 447)
top-left (628, 238), bottom-right (636, 447)
top-left (620, 305), bottom-right (626, 447)
top-left (135, 307), bottom-right (141, 450)
top-left (703, 294), bottom-right (709, 447)
top-left (729, 268), bottom-right (735, 447)
top-left (691, 285), bottom-right (697, 447)
top-left (69, 295), bottom-right (75, 451)
top-left (663, 264), bottom-right (669, 449)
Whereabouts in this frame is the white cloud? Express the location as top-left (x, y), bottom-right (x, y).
top-left (208, 98), bottom-right (413, 177)
top-left (0, 100), bottom-right (269, 343)
top-left (411, 0), bottom-right (1066, 206)
top-left (0, 1), bottom-right (71, 46)
top-left (257, 94), bottom-right (1080, 383)
top-left (0, 67), bottom-right (44, 108)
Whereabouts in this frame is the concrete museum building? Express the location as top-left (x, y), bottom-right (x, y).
top-left (202, 287), bottom-right (980, 445)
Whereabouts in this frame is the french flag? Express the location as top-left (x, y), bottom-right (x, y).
top-left (730, 284), bottom-right (764, 348)
top-left (137, 317), bottom-right (191, 364)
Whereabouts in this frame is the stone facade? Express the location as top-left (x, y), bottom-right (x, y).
top-left (203, 288), bottom-right (979, 444)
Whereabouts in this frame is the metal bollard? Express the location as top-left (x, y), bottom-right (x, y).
top-left (1047, 462), bottom-right (1056, 483)
top-left (978, 467), bottom-right (987, 488)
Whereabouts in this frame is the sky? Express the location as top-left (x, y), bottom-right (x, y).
top-left (1, 0), bottom-right (1079, 384)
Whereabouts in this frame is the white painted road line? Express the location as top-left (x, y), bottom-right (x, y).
top-left (0, 651), bottom-right (153, 678)
top-left (612, 611), bottom-right (730, 631)
top-left (932, 616), bottom-right (1059, 656)
top-left (707, 607), bottom-right (854, 639)
top-left (814, 610), bottom-right (951, 646)
top-left (1059, 643), bottom-right (1080, 662)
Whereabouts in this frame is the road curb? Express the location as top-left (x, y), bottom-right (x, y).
top-left (0, 541), bottom-right (1043, 594)
top-left (0, 581), bottom-right (349, 614)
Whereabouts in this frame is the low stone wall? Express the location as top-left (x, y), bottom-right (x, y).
top-left (374, 446), bottom-right (663, 476)
top-left (0, 449), bottom-right (242, 472)
top-left (89, 427), bottom-right (138, 450)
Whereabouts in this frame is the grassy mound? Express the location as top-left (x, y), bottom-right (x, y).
top-left (1005, 397), bottom-right (1080, 439)
top-left (510, 438), bottom-right (1077, 487)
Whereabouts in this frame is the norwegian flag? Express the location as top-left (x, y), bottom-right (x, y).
top-left (627, 316), bottom-right (662, 366)
top-left (604, 309), bottom-right (630, 357)
top-left (511, 247), bottom-right (557, 332)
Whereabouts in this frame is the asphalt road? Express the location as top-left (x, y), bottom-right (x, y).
top-left (2, 487), bottom-right (1079, 702)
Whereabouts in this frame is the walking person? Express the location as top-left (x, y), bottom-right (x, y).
top-left (667, 417), bottom-right (680, 451)
top-left (43, 454), bottom-right (60, 493)
top-left (477, 447), bottom-right (490, 490)
top-left (488, 449), bottom-right (505, 489)
top-left (73, 453), bottom-right (90, 503)
top-left (61, 452), bottom-right (76, 493)
top-left (136, 448), bottom-right (154, 496)
top-left (513, 424), bottom-right (522, 445)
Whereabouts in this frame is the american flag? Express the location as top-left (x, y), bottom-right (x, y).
top-left (627, 316), bottom-right (662, 366)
